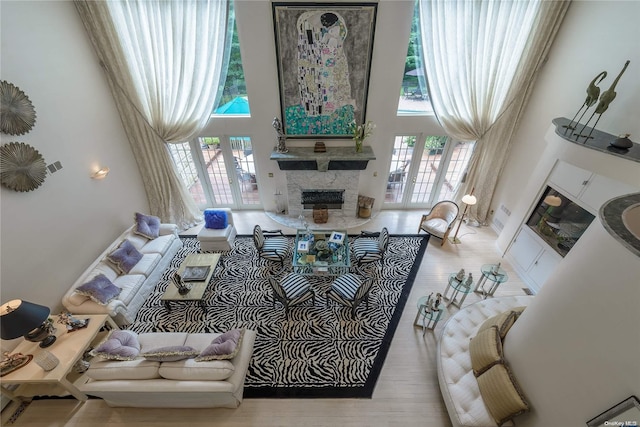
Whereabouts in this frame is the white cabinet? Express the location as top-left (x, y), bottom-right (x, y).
top-left (549, 160), bottom-right (638, 213)
top-left (549, 161), bottom-right (593, 199)
top-left (508, 227), bottom-right (561, 293)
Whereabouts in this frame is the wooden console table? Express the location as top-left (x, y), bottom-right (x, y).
top-left (0, 314), bottom-right (117, 402)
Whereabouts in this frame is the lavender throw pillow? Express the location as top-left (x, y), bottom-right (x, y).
top-left (107, 240), bottom-right (143, 274)
top-left (134, 212), bottom-right (161, 239)
top-left (76, 274), bottom-right (121, 305)
top-left (196, 329), bottom-right (245, 361)
top-left (92, 330), bottom-right (140, 360)
top-left (142, 346), bottom-right (199, 362)
top-left (204, 209), bottom-right (228, 229)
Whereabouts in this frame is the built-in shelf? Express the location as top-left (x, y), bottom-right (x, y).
top-left (270, 146), bottom-right (376, 171)
top-left (552, 117), bottom-right (640, 163)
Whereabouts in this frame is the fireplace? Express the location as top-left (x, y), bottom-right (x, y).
top-left (286, 170), bottom-right (359, 220)
top-left (301, 189), bottom-right (345, 209)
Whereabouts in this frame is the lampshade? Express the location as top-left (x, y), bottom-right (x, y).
top-left (0, 299), bottom-right (55, 347)
top-left (543, 195), bottom-right (562, 207)
top-left (461, 194), bottom-right (477, 206)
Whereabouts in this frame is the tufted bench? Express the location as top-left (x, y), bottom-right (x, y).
top-left (437, 295), bottom-right (534, 427)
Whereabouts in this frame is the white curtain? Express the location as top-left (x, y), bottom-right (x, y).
top-left (419, 0), bottom-right (570, 222)
top-left (75, 0), bottom-right (229, 228)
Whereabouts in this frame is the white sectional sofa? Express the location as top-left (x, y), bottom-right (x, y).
top-left (437, 295), bottom-right (534, 427)
top-left (62, 223), bottom-right (183, 326)
top-left (80, 329), bottom-right (257, 408)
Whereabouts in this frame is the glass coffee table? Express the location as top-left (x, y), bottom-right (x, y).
top-left (293, 228), bottom-right (350, 276)
top-left (161, 253), bottom-right (220, 312)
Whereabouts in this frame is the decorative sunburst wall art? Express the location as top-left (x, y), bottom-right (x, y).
top-left (0, 142), bottom-right (47, 192)
top-left (0, 80), bottom-right (37, 136)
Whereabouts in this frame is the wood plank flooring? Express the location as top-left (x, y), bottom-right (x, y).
top-left (2, 210), bottom-right (529, 427)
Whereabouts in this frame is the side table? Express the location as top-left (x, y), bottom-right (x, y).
top-left (0, 314), bottom-right (118, 402)
top-left (475, 264), bottom-right (509, 298)
top-left (414, 296), bottom-right (445, 334)
top-left (443, 273), bottom-right (474, 308)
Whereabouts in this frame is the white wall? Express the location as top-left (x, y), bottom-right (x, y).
top-left (505, 213), bottom-right (640, 426)
top-left (0, 1), bottom-right (148, 311)
top-left (492, 0), bottom-right (640, 230)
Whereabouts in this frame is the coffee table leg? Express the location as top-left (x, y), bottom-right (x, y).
top-left (199, 300), bottom-right (206, 313)
top-left (164, 301), bottom-right (172, 312)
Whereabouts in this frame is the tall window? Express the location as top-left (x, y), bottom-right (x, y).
top-left (212, 0), bottom-right (250, 116)
top-left (169, 2), bottom-right (258, 208)
top-left (397, 0), bottom-right (432, 115)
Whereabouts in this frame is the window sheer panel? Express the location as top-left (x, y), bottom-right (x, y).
top-left (419, 0), bottom-right (569, 223)
top-left (420, 0), bottom-right (538, 141)
top-left (106, 0), bottom-right (229, 142)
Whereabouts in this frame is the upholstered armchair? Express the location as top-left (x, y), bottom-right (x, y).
top-left (418, 201), bottom-right (459, 246)
top-left (252, 225), bottom-right (290, 267)
top-left (351, 227), bottom-right (389, 267)
top-left (326, 272), bottom-right (374, 319)
top-left (268, 272), bottom-right (315, 314)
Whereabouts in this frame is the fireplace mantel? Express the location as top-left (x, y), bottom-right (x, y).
top-left (270, 146), bottom-right (376, 171)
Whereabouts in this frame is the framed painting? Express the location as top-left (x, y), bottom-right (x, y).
top-left (272, 2), bottom-right (377, 138)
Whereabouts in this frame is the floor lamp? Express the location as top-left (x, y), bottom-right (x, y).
top-left (450, 191), bottom-right (477, 244)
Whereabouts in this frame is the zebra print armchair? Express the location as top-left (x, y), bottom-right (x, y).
top-left (253, 225), bottom-right (290, 267)
top-left (326, 272), bottom-right (374, 319)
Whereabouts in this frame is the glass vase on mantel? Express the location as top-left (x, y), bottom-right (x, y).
top-left (354, 138), bottom-right (364, 153)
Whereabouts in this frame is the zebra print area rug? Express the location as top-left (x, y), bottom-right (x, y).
top-left (129, 234), bottom-right (429, 398)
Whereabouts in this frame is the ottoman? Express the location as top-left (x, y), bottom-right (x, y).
top-left (197, 208), bottom-right (237, 252)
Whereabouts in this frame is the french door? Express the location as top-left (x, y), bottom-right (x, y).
top-left (384, 135), bottom-right (474, 209)
top-left (169, 136), bottom-right (261, 210)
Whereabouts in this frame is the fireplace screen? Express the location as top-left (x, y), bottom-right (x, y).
top-left (301, 189), bottom-right (345, 209)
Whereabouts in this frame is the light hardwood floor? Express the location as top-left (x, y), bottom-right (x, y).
top-left (2, 210), bottom-right (529, 427)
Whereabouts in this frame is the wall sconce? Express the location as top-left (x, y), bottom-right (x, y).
top-left (91, 167), bottom-right (110, 180)
top-left (451, 188), bottom-right (478, 244)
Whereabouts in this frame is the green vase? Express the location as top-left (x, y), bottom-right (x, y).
top-left (355, 139), bottom-right (363, 153)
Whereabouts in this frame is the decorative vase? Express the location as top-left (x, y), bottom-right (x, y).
top-left (355, 139), bottom-right (363, 153)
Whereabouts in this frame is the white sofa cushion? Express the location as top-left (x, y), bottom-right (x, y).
top-left (141, 234), bottom-right (178, 255)
top-left (129, 253), bottom-right (161, 277)
top-left (115, 274), bottom-right (146, 305)
top-left (159, 359), bottom-right (235, 381)
top-left (86, 358), bottom-right (161, 380)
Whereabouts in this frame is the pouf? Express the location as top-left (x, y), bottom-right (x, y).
top-left (197, 208), bottom-right (237, 252)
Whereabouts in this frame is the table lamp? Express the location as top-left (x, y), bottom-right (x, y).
top-left (451, 190), bottom-right (478, 244)
top-left (0, 299), bottom-right (57, 347)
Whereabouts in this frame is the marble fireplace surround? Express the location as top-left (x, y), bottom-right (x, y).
top-left (286, 170), bottom-right (359, 219)
top-left (268, 146), bottom-right (377, 229)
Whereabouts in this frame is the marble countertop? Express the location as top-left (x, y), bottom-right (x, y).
top-left (600, 192), bottom-right (640, 257)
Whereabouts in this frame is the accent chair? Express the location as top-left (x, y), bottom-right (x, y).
top-left (418, 200), bottom-right (459, 246)
top-left (352, 227), bottom-right (389, 267)
top-left (326, 272), bottom-right (374, 319)
top-left (252, 225), bottom-right (290, 267)
top-left (268, 272), bottom-right (315, 314)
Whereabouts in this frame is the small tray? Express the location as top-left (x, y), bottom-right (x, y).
top-left (1, 354), bottom-right (33, 377)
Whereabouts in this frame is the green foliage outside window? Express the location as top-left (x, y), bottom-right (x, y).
top-left (219, 2), bottom-right (245, 106)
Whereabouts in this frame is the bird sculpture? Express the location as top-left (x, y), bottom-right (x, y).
top-left (576, 60), bottom-right (630, 140)
top-left (563, 70), bottom-right (607, 132)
